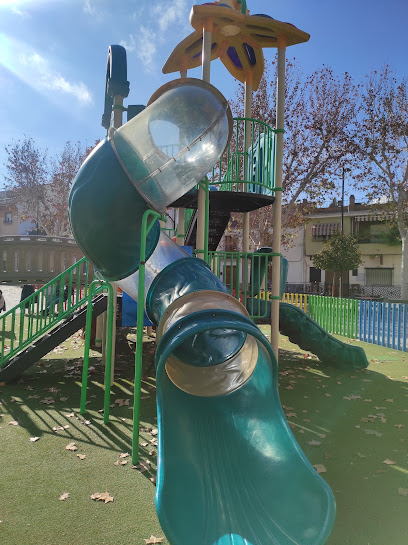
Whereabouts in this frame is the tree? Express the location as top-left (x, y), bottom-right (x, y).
top-left (45, 141), bottom-right (89, 236)
top-left (230, 59), bottom-right (358, 248)
top-left (4, 136), bottom-right (48, 232)
top-left (312, 233), bottom-right (362, 297)
top-left (351, 66), bottom-right (408, 300)
top-left (4, 137), bottom-right (95, 237)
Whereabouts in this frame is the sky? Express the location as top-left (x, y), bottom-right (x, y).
top-left (1, 0), bottom-right (408, 192)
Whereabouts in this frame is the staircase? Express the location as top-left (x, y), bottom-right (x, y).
top-left (0, 257), bottom-right (108, 383)
top-left (185, 209), bottom-right (231, 251)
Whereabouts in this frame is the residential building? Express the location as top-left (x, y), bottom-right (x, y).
top-left (0, 189), bottom-right (37, 236)
top-left (301, 196), bottom-right (403, 297)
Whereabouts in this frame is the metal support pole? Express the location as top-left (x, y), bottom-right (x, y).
top-left (243, 79), bottom-right (252, 254)
top-left (107, 94), bottom-right (125, 384)
top-left (196, 20), bottom-right (212, 258)
top-left (270, 38), bottom-right (287, 362)
top-left (340, 167), bottom-right (345, 299)
top-left (177, 208), bottom-right (186, 246)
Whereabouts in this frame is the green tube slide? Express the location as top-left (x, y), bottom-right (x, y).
top-left (69, 77), bottom-right (336, 544)
top-left (279, 302), bottom-right (369, 369)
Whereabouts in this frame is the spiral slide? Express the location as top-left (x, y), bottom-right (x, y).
top-left (69, 79), bottom-right (335, 545)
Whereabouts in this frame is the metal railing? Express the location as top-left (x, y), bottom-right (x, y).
top-left (0, 257), bottom-right (93, 368)
top-left (207, 117), bottom-right (277, 195)
top-left (199, 249), bottom-right (275, 320)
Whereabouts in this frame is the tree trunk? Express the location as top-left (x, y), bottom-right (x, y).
top-left (401, 234), bottom-right (408, 301)
top-left (332, 271), bottom-right (340, 298)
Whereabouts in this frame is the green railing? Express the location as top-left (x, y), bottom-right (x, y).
top-left (208, 117), bottom-right (277, 195)
top-left (307, 295), bottom-right (359, 339)
top-left (0, 257), bottom-right (93, 368)
top-left (199, 249), bottom-right (273, 320)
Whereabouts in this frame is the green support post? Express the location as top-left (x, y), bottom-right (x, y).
top-left (80, 281), bottom-right (114, 424)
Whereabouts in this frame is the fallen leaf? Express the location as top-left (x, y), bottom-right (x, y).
top-left (385, 399), bottom-right (394, 403)
top-left (313, 464), bottom-right (327, 474)
top-left (119, 453), bottom-right (130, 459)
top-left (29, 437), bottom-right (40, 442)
top-left (398, 488), bottom-right (408, 496)
top-left (115, 398), bottom-right (130, 406)
top-left (65, 442), bottom-right (78, 451)
top-left (91, 492), bottom-right (114, 503)
top-left (8, 421), bottom-right (19, 426)
top-left (59, 492), bottom-right (70, 501)
top-left (144, 536), bottom-right (164, 544)
top-left (40, 397), bottom-right (55, 405)
top-left (383, 459), bottom-right (397, 465)
top-left (364, 429), bottom-right (383, 437)
top-left (395, 424), bottom-right (404, 429)
top-left (77, 454), bottom-right (86, 460)
top-left (307, 440), bottom-right (321, 446)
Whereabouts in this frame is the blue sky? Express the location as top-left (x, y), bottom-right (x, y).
top-left (1, 0), bottom-right (408, 190)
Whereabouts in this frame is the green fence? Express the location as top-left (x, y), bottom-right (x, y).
top-left (0, 257), bottom-right (93, 369)
top-left (307, 295), bottom-right (359, 339)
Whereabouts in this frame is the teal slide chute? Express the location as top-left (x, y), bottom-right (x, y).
top-left (155, 311), bottom-right (335, 545)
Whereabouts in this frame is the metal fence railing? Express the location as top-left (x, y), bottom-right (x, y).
top-left (307, 295), bottom-right (360, 340)
top-left (0, 257), bottom-right (93, 369)
top-left (359, 300), bottom-right (408, 352)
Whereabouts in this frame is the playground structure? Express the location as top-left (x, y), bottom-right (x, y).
top-left (0, 2), bottom-right (371, 545)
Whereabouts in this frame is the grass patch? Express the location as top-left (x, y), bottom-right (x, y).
top-left (1, 326), bottom-right (408, 544)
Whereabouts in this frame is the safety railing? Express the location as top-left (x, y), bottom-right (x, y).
top-left (202, 249), bottom-right (273, 320)
top-left (307, 295), bottom-right (360, 339)
top-left (359, 300), bottom-right (408, 351)
top-left (207, 117), bottom-right (277, 195)
top-left (281, 293), bottom-right (308, 313)
top-left (0, 257), bottom-right (93, 368)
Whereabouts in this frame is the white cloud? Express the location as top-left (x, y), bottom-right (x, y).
top-left (153, 0), bottom-right (188, 32)
top-left (83, 0), bottom-right (95, 15)
top-left (11, 6), bottom-right (30, 17)
top-left (123, 0), bottom-right (189, 72)
top-left (20, 52), bottom-right (93, 105)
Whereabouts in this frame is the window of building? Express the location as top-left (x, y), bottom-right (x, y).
top-left (365, 268), bottom-right (393, 286)
top-left (355, 219), bottom-right (390, 243)
top-left (352, 269), bottom-right (358, 276)
top-left (4, 212), bottom-right (12, 223)
top-left (309, 267), bottom-right (322, 283)
top-left (311, 223), bottom-right (340, 240)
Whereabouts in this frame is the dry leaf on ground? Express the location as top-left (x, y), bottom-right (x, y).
top-left (29, 437), bottom-right (40, 442)
top-left (91, 492), bottom-right (114, 503)
top-left (65, 442), bottom-right (78, 451)
top-left (398, 488), bottom-right (408, 496)
top-left (144, 536), bottom-right (164, 544)
top-left (59, 492), bottom-right (70, 501)
top-left (383, 459), bottom-right (397, 465)
top-left (313, 464), bottom-right (327, 474)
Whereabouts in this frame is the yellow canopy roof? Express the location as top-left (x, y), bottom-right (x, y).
top-left (162, 4), bottom-right (310, 90)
